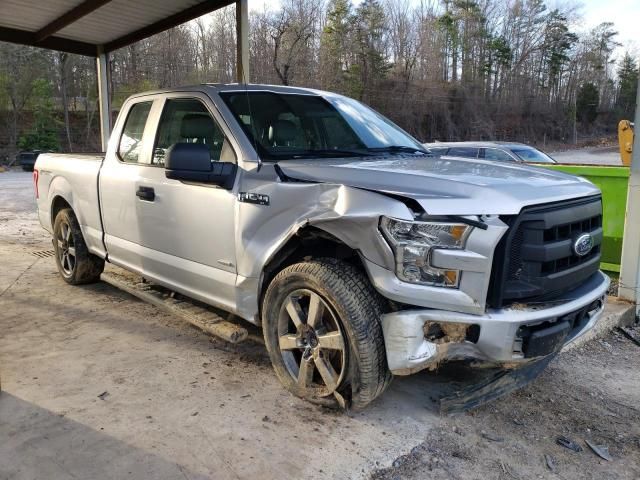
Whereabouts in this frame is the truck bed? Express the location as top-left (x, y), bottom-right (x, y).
top-left (35, 153), bottom-right (106, 258)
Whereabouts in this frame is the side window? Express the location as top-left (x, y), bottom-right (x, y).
top-left (428, 147), bottom-right (449, 155)
top-left (482, 148), bottom-right (513, 162)
top-left (447, 147), bottom-right (478, 158)
top-left (152, 98), bottom-right (233, 166)
top-left (118, 101), bottom-right (152, 163)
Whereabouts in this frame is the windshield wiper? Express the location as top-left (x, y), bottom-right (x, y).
top-left (367, 146), bottom-right (431, 155)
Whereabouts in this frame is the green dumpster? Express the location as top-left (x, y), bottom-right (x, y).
top-left (542, 164), bottom-right (629, 272)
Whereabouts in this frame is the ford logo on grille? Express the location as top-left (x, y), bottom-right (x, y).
top-left (573, 233), bottom-right (594, 257)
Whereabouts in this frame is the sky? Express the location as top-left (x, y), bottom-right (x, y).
top-left (577, 0), bottom-right (639, 57)
top-left (249, 0), bottom-right (640, 59)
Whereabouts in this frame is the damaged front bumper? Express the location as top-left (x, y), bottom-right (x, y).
top-left (381, 271), bottom-right (610, 375)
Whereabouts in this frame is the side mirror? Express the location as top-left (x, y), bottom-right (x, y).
top-left (165, 143), bottom-right (236, 189)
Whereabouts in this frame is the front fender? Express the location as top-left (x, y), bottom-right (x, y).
top-left (236, 182), bottom-right (413, 279)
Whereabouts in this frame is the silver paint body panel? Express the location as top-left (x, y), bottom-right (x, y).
top-left (34, 84), bottom-right (607, 373)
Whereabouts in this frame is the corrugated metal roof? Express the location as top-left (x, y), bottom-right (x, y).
top-left (0, 0), bottom-right (234, 56)
top-left (58, 0), bottom-right (206, 45)
top-left (0, 0), bottom-right (81, 32)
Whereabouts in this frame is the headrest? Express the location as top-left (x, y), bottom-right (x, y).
top-left (181, 114), bottom-right (215, 140)
top-left (269, 119), bottom-right (298, 145)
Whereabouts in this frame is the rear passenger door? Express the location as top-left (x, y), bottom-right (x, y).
top-left (100, 98), bottom-right (158, 272)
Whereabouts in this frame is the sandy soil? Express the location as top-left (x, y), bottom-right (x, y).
top-left (1, 169), bottom-right (638, 480)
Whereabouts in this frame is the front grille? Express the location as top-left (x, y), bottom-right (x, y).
top-left (488, 195), bottom-right (603, 308)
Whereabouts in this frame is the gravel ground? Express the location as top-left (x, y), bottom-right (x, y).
top-left (549, 146), bottom-right (622, 166)
top-left (372, 329), bottom-right (640, 480)
top-left (1, 168), bottom-right (638, 480)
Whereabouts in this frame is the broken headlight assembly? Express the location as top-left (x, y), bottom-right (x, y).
top-left (379, 216), bottom-right (473, 288)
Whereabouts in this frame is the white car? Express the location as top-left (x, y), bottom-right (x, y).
top-left (424, 141), bottom-right (557, 164)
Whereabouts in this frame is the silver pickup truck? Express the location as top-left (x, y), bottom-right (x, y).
top-left (34, 84), bottom-right (609, 409)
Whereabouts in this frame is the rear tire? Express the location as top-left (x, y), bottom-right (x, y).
top-left (262, 258), bottom-right (392, 410)
top-left (53, 208), bottom-right (104, 284)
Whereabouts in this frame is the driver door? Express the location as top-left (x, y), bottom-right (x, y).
top-left (134, 95), bottom-right (239, 311)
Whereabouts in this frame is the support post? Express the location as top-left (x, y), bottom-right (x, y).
top-left (235, 0), bottom-right (249, 83)
top-left (618, 74), bottom-right (640, 314)
top-left (96, 46), bottom-right (111, 152)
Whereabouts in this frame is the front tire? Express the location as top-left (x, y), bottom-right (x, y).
top-left (262, 259), bottom-right (392, 410)
top-left (53, 208), bottom-right (104, 284)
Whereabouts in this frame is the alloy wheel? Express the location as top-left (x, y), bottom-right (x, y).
top-left (277, 289), bottom-right (346, 397)
top-left (56, 221), bottom-right (76, 277)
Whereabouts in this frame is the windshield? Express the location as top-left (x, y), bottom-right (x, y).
top-left (511, 147), bottom-right (556, 164)
top-left (219, 91), bottom-right (427, 160)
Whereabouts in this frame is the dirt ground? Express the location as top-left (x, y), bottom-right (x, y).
top-left (1, 169), bottom-right (639, 480)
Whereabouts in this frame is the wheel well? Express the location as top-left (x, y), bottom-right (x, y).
top-left (51, 196), bottom-right (72, 226)
top-left (259, 226), bottom-right (368, 310)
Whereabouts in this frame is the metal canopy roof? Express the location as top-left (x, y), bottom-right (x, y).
top-left (0, 0), bottom-right (235, 56)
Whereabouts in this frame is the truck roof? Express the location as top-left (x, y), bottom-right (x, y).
top-left (127, 83), bottom-right (330, 99)
top-left (424, 141), bottom-right (531, 149)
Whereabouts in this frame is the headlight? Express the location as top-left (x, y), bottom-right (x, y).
top-left (380, 216), bottom-right (472, 287)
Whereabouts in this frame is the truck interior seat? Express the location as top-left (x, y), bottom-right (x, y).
top-left (180, 113), bottom-right (223, 159)
top-left (268, 119), bottom-right (301, 147)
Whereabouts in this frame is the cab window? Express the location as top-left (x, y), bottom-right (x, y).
top-left (152, 98), bottom-right (235, 166)
top-left (118, 101), bottom-right (152, 163)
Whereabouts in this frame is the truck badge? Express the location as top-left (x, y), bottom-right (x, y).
top-left (573, 233), bottom-right (594, 257)
top-left (238, 192), bottom-right (270, 206)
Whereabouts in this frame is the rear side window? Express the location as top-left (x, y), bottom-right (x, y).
top-left (482, 148), bottom-right (513, 162)
top-left (447, 147), bottom-right (478, 158)
top-left (118, 102), bottom-right (152, 163)
top-left (428, 147), bottom-right (449, 155)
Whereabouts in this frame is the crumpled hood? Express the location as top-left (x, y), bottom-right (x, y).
top-left (277, 156), bottom-right (600, 215)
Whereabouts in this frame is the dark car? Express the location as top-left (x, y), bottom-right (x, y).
top-left (423, 141), bottom-right (557, 164)
top-left (16, 151), bottom-right (43, 171)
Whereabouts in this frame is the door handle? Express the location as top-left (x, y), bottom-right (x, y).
top-left (136, 186), bottom-right (155, 201)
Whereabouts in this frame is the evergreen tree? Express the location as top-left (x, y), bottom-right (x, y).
top-left (542, 10), bottom-right (577, 100)
top-left (616, 53), bottom-right (638, 119)
top-left (319, 0), bottom-right (353, 93)
top-left (350, 0), bottom-right (389, 100)
top-left (17, 78), bottom-right (60, 152)
top-left (576, 82), bottom-right (599, 125)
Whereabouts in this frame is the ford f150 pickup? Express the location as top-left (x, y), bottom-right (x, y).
top-left (34, 84), bottom-right (609, 409)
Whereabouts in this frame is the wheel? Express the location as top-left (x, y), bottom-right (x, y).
top-left (53, 208), bottom-right (104, 284)
top-left (22, 164), bottom-right (34, 171)
top-left (262, 259), bottom-right (392, 410)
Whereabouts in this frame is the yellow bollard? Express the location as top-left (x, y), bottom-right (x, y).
top-left (618, 119), bottom-right (634, 167)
